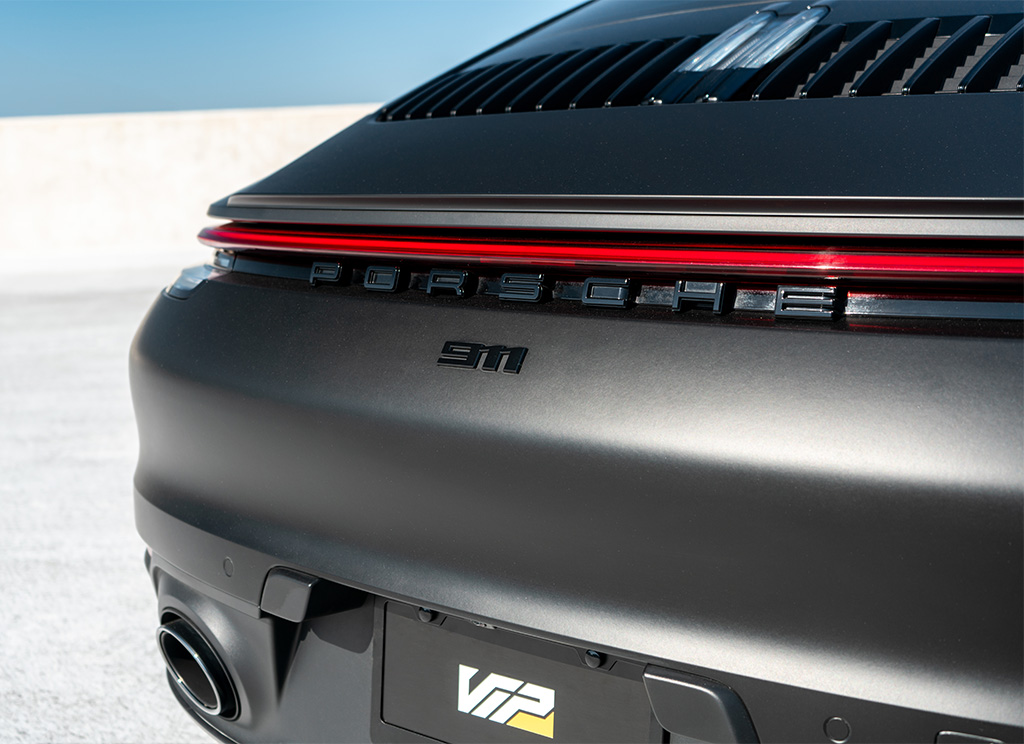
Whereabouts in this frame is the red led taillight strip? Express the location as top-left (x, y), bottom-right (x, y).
top-left (198, 224), bottom-right (1023, 280)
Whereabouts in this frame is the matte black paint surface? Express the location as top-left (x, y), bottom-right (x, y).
top-left (214, 94), bottom-right (1023, 203)
top-left (131, 279), bottom-right (1023, 730)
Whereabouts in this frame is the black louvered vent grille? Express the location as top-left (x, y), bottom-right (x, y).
top-left (378, 15), bottom-right (1024, 121)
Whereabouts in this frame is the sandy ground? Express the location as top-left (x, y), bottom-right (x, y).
top-left (0, 264), bottom-right (209, 743)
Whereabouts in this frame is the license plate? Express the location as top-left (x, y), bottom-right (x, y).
top-left (380, 603), bottom-right (657, 743)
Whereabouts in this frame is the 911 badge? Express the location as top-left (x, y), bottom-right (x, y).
top-left (457, 664), bottom-right (555, 738)
top-left (437, 341), bottom-right (528, 374)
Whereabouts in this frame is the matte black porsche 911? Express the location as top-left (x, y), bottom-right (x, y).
top-left (131, 1), bottom-right (1024, 742)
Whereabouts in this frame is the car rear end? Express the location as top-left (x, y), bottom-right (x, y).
top-left (131, 1), bottom-right (1024, 742)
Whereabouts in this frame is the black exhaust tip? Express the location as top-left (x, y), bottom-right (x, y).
top-left (157, 617), bottom-right (237, 718)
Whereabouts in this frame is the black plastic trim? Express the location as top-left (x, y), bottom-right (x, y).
top-left (383, 73), bottom-right (461, 122)
top-left (753, 24), bottom-right (847, 100)
top-left (537, 44), bottom-right (631, 110)
top-left (222, 193), bottom-right (1020, 218)
top-left (959, 18), bottom-right (1024, 93)
top-left (476, 53), bottom-right (568, 115)
top-left (213, 194), bottom-right (1024, 239)
top-left (571, 39), bottom-right (667, 109)
top-left (504, 47), bottom-right (602, 113)
top-left (903, 16), bottom-right (991, 95)
top-left (802, 21), bottom-right (893, 98)
top-left (451, 57), bottom-right (541, 117)
top-left (426, 65), bottom-right (505, 119)
top-left (850, 18), bottom-right (940, 97)
top-left (605, 36), bottom-right (701, 106)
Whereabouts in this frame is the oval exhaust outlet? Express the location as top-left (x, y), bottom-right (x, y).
top-left (156, 617), bottom-right (237, 718)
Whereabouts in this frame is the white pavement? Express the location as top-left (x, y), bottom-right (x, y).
top-left (0, 105), bottom-right (377, 742)
top-left (0, 285), bottom-right (208, 743)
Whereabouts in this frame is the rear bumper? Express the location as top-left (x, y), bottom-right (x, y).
top-left (132, 274), bottom-right (1023, 741)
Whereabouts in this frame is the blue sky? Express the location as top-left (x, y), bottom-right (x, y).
top-left (0, 0), bottom-right (580, 117)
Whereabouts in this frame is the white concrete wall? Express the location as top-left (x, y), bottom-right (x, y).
top-left (0, 104), bottom-right (379, 290)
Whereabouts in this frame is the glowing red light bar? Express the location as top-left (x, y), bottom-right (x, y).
top-left (198, 224), bottom-right (1023, 280)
